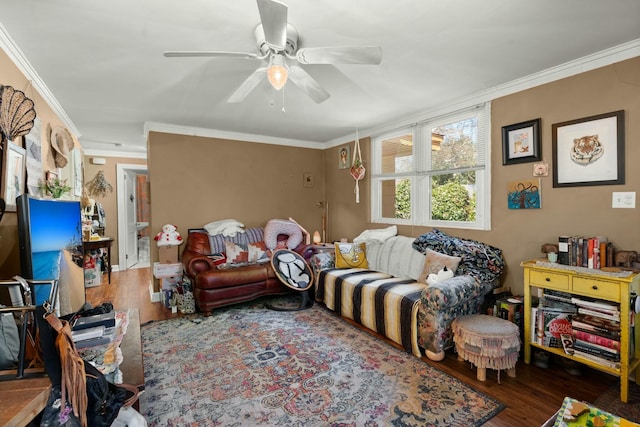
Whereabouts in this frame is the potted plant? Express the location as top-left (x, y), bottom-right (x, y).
top-left (38, 177), bottom-right (71, 199)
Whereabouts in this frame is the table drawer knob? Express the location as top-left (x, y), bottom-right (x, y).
top-left (545, 277), bottom-right (550, 282)
top-left (592, 285), bottom-right (598, 290)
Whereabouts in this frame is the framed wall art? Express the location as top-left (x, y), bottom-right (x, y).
top-left (507, 178), bottom-right (541, 209)
top-left (2, 141), bottom-right (27, 212)
top-left (552, 110), bottom-right (624, 188)
top-left (338, 144), bottom-right (350, 169)
top-left (502, 118), bottom-right (541, 165)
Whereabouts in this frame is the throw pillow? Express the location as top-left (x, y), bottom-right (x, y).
top-left (206, 252), bottom-right (226, 267)
top-left (224, 241), bottom-right (271, 265)
top-left (335, 242), bottom-right (368, 269)
top-left (224, 241), bottom-right (249, 264)
top-left (418, 248), bottom-right (461, 284)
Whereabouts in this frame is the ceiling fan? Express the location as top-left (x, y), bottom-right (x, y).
top-left (164, 0), bottom-right (382, 104)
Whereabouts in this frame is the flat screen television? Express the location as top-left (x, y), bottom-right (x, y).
top-left (17, 194), bottom-right (86, 316)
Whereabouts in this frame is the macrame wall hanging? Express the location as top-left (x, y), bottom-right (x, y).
top-left (349, 129), bottom-right (365, 203)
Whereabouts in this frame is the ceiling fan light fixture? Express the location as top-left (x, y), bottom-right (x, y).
top-left (267, 53), bottom-right (288, 90)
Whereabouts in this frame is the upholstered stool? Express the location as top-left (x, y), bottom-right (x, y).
top-left (452, 314), bottom-right (520, 383)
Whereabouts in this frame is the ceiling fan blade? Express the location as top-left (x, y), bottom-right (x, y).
top-left (257, 0), bottom-right (288, 51)
top-left (164, 51), bottom-right (258, 59)
top-left (296, 46), bottom-right (382, 65)
top-left (227, 67), bottom-right (267, 103)
top-left (288, 65), bottom-right (330, 104)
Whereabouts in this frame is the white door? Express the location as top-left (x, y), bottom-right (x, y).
top-left (124, 170), bottom-right (138, 269)
top-left (117, 164), bottom-right (148, 271)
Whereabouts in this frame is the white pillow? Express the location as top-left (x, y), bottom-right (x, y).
top-left (204, 219), bottom-right (245, 237)
top-left (353, 225), bottom-right (397, 244)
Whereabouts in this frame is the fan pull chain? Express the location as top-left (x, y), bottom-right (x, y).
top-left (281, 86), bottom-right (286, 113)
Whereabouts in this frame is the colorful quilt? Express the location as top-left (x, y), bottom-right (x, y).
top-left (316, 268), bottom-right (426, 357)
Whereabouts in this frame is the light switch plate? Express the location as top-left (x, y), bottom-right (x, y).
top-left (612, 191), bottom-right (636, 208)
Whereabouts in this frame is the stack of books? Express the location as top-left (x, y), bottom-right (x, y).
top-left (557, 235), bottom-right (613, 268)
top-left (570, 297), bottom-right (621, 369)
top-left (71, 311), bottom-right (120, 349)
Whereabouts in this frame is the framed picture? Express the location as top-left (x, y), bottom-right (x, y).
top-left (552, 110), bottom-right (624, 188)
top-left (338, 144), bottom-right (350, 169)
top-left (502, 118), bottom-right (541, 165)
top-left (2, 141), bottom-right (27, 212)
top-left (507, 178), bottom-right (541, 209)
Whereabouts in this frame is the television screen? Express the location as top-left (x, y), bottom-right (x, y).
top-left (17, 194), bottom-right (86, 316)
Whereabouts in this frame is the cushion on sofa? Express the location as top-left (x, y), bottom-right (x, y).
top-left (335, 242), bottom-right (368, 268)
top-left (204, 219), bottom-right (245, 237)
top-left (418, 249), bottom-right (462, 284)
top-left (207, 227), bottom-right (265, 254)
top-left (224, 241), bottom-right (271, 266)
top-left (366, 236), bottom-right (425, 280)
top-left (412, 229), bottom-right (504, 284)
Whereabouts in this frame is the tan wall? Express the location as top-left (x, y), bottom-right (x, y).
top-left (0, 48), bottom-right (81, 278)
top-left (325, 56), bottom-right (640, 295)
top-left (147, 132), bottom-right (325, 290)
top-left (83, 155), bottom-right (147, 266)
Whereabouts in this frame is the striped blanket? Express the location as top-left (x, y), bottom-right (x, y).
top-left (316, 268), bottom-right (427, 357)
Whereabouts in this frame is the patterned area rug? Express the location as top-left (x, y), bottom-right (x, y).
top-left (140, 298), bottom-right (504, 426)
top-left (594, 381), bottom-right (640, 423)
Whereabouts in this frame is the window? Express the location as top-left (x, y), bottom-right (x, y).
top-left (371, 104), bottom-right (491, 230)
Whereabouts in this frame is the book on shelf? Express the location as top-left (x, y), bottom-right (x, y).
top-left (540, 298), bottom-right (577, 313)
top-left (572, 324), bottom-right (621, 341)
top-left (571, 313), bottom-right (621, 332)
top-left (536, 308), bottom-right (573, 348)
top-left (570, 296), bottom-right (619, 314)
top-left (572, 350), bottom-right (621, 370)
top-left (573, 340), bottom-right (620, 361)
top-left (577, 307), bottom-right (620, 322)
top-left (558, 235), bottom-right (569, 265)
top-left (573, 329), bottom-right (620, 351)
top-left (543, 289), bottom-right (573, 304)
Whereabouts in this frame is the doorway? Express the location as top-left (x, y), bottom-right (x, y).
top-left (116, 164), bottom-right (149, 270)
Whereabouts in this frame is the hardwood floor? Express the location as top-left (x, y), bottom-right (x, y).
top-left (87, 267), bottom-right (617, 426)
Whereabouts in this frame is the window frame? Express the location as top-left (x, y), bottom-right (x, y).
top-left (370, 103), bottom-right (492, 230)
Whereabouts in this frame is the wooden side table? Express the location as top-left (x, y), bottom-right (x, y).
top-left (0, 375), bottom-right (51, 426)
top-left (83, 237), bottom-right (114, 284)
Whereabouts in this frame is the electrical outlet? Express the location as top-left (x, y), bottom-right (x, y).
top-left (612, 191), bottom-right (636, 208)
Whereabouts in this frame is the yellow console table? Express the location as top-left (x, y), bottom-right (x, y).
top-left (522, 260), bottom-right (640, 402)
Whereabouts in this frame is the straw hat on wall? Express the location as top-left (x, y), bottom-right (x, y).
top-left (49, 125), bottom-right (74, 168)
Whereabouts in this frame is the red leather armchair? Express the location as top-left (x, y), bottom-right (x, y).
top-left (182, 228), bottom-right (307, 315)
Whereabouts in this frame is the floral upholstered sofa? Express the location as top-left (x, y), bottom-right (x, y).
top-left (310, 228), bottom-right (505, 361)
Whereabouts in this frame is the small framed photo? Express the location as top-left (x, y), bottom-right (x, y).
top-left (502, 118), bottom-right (541, 165)
top-left (552, 110), bottom-right (624, 188)
top-left (303, 173), bottom-right (314, 188)
top-left (338, 144), bottom-right (350, 169)
top-left (2, 141), bottom-right (27, 212)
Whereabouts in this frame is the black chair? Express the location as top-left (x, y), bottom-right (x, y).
top-left (0, 277), bottom-right (58, 378)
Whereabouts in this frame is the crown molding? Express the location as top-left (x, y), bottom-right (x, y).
top-left (82, 148), bottom-right (147, 159)
top-left (144, 121), bottom-right (326, 150)
top-left (0, 22), bottom-right (81, 138)
top-left (326, 38), bottom-right (640, 148)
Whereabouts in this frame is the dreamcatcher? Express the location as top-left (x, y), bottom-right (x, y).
top-left (349, 129), bottom-right (365, 203)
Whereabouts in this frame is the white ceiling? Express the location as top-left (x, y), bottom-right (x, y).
top-left (0, 0), bottom-right (639, 156)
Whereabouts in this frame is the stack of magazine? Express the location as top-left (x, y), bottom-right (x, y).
top-left (569, 297), bottom-right (621, 369)
top-left (531, 290), bottom-right (624, 369)
top-left (71, 311), bottom-right (119, 349)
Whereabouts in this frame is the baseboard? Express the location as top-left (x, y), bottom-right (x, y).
top-left (149, 280), bottom-right (161, 303)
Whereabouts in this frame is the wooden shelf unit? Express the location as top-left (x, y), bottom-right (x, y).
top-left (522, 260), bottom-right (640, 402)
